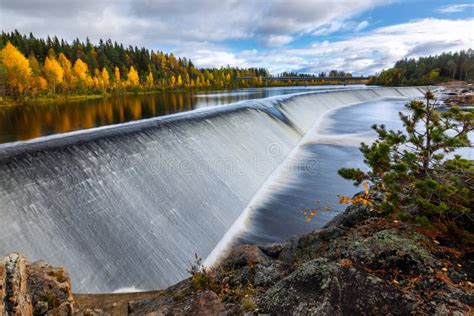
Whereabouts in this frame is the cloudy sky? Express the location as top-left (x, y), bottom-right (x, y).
top-left (1, 0), bottom-right (473, 75)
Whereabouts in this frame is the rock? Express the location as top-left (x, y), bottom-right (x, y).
top-left (253, 262), bottom-right (285, 287)
top-left (34, 300), bottom-right (49, 315)
top-left (221, 245), bottom-right (270, 270)
top-left (0, 253), bottom-right (33, 315)
top-left (3, 199), bottom-right (473, 315)
top-left (0, 253), bottom-right (73, 316)
top-left (342, 229), bottom-right (437, 274)
top-left (0, 258), bottom-right (5, 315)
top-left (324, 200), bottom-right (373, 229)
top-left (258, 243), bottom-right (285, 259)
top-left (448, 269), bottom-right (465, 284)
top-left (278, 226), bottom-right (344, 265)
top-left (128, 290), bottom-right (224, 316)
top-left (27, 260), bottom-right (74, 315)
top-left (258, 258), bottom-right (415, 315)
top-left (73, 308), bottom-right (105, 316)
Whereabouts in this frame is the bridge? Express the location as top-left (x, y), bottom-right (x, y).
top-left (235, 76), bottom-right (369, 82)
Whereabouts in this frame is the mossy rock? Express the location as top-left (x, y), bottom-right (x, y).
top-left (343, 229), bottom-right (436, 273)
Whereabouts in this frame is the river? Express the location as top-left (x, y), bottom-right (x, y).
top-left (0, 85), bottom-right (365, 143)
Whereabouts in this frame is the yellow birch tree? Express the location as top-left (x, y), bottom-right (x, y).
top-left (146, 71), bottom-right (154, 88)
top-left (44, 56), bottom-right (64, 94)
top-left (114, 66), bottom-right (121, 90)
top-left (0, 42), bottom-right (32, 96)
top-left (127, 66), bottom-right (139, 87)
top-left (101, 68), bottom-right (110, 91)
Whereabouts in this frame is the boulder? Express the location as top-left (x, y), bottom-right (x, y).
top-left (258, 258), bottom-right (416, 315)
top-left (220, 245), bottom-right (270, 270)
top-left (27, 260), bottom-right (74, 315)
top-left (0, 253), bottom-right (73, 316)
top-left (0, 253), bottom-right (33, 315)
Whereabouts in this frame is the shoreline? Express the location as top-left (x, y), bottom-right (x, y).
top-left (0, 81), bottom-right (371, 108)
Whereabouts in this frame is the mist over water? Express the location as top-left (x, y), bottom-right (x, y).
top-left (0, 87), bottom-right (426, 293)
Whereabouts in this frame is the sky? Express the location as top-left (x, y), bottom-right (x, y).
top-left (0, 0), bottom-right (473, 75)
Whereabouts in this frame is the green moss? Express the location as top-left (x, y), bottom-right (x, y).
top-left (369, 230), bottom-right (431, 260)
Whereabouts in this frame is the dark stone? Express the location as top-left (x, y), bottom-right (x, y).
top-left (221, 245), bottom-right (271, 270)
top-left (341, 229), bottom-right (437, 274)
top-left (324, 200), bottom-right (373, 229)
top-left (448, 270), bottom-right (465, 284)
top-left (258, 258), bottom-right (416, 315)
top-left (259, 243), bottom-right (286, 259)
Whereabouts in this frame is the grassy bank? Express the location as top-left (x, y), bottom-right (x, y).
top-left (0, 94), bottom-right (106, 108)
top-left (0, 81), bottom-right (369, 108)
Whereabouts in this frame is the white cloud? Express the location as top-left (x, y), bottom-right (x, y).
top-left (355, 21), bottom-right (369, 32)
top-left (262, 35), bottom-right (294, 47)
top-left (1, 2), bottom-right (472, 75)
top-left (194, 18), bottom-right (471, 75)
top-left (172, 42), bottom-right (247, 68)
top-left (0, 0), bottom-right (392, 47)
top-left (437, 4), bottom-right (474, 14)
top-left (285, 18), bottom-right (474, 74)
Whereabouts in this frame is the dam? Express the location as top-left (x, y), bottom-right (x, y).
top-left (0, 87), bottom-right (427, 293)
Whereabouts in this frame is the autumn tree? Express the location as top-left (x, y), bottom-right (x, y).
top-left (101, 68), bottom-right (110, 91)
top-left (28, 54), bottom-right (41, 77)
top-left (170, 75), bottom-right (176, 88)
top-left (28, 53), bottom-right (47, 95)
top-left (114, 66), bottom-right (121, 90)
top-left (44, 55), bottom-right (64, 94)
top-left (0, 63), bottom-right (7, 96)
top-left (146, 71), bottom-right (154, 88)
top-left (127, 66), bottom-right (139, 87)
top-left (0, 42), bottom-right (31, 97)
top-left (73, 58), bottom-right (89, 89)
top-left (58, 53), bottom-right (74, 93)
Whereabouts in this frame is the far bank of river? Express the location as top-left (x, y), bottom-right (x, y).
top-left (0, 85), bottom-right (365, 143)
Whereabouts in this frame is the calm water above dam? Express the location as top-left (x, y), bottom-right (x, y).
top-left (0, 85), bottom-right (365, 144)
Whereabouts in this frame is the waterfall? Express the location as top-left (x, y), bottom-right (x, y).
top-left (0, 87), bottom-right (427, 293)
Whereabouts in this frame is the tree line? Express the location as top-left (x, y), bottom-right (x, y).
top-left (369, 50), bottom-right (474, 86)
top-left (0, 30), bottom-right (272, 98)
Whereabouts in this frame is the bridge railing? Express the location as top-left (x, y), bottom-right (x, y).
top-left (235, 76), bottom-right (369, 81)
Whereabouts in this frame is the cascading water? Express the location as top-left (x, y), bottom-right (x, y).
top-left (0, 87), bottom-right (427, 293)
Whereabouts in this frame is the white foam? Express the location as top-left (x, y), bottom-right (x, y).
top-left (113, 287), bottom-right (144, 293)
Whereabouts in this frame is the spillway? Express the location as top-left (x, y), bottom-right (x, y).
top-left (0, 87), bottom-right (427, 293)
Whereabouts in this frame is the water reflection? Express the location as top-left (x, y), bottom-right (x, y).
top-left (0, 85), bottom-right (365, 143)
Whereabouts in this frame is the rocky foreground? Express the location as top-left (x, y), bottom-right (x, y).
top-left (1, 203), bottom-right (473, 315)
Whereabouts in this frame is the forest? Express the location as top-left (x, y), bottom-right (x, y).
top-left (0, 31), bottom-right (357, 100)
top-left (370, 50), bottom-right (474, 86)
top-left (0, 31), bottom-right (272, 98)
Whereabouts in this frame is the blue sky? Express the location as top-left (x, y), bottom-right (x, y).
top-left (1, 0), bottom-right (473, 74)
